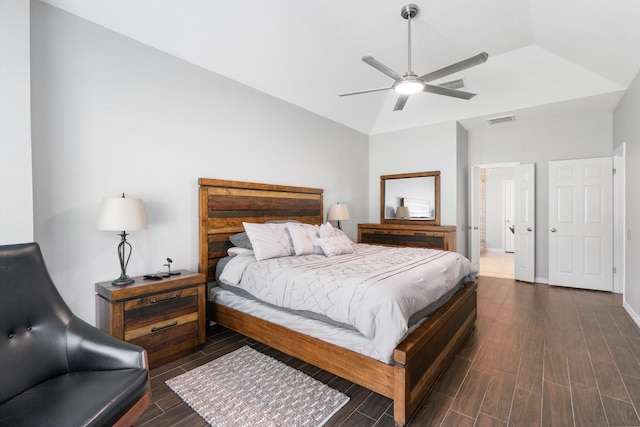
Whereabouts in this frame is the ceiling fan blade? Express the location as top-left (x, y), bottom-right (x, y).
top-left (420, 52), bottom-right (489, 82)
top-left (393, 94), bottom-right (410, 111)
top-left (338, 86), bottom-right (393, 97)
top-left (362, 55), bottom-right (404, 82)
top-left (423, 84), bottom-right (477, 100)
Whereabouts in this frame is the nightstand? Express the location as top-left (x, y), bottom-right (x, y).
top-left (95, 270), bottom-right (206, 368)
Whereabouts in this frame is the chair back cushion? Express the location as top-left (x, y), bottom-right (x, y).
top-left (0, 243), bottom-right (73, 404)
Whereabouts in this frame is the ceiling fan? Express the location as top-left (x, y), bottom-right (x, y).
top-left (339, 4), bottom-right (488, 111)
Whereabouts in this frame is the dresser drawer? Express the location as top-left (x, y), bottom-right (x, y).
top-left (397, 230), bottom-right (445, 249)
top-left (359, 228), bottom-right (399, 246)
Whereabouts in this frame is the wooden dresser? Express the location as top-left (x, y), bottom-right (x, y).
top-left (358, 223), bottom-right (457, 252)
top-left (95, 270), bottom-right (206, 368)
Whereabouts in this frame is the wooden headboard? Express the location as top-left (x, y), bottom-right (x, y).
top-left (198, 178), bottom-right (324, 283)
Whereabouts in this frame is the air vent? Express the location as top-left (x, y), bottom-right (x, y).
top-left (487, 114), bottom-right (516, 125)
top-left (438, 78), bottom-right (465, 90)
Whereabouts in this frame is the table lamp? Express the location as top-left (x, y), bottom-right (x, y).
top-left (96, 193), bottom-right (147, 286)
top-left (328, 203), bottom-right (350, 230)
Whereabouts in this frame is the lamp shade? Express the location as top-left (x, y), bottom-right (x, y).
top-left (396, 206), bottom-right (411, 219)
top-left (96, 196), bottom-right (148, 231)
top-left (328, 203), bottom-right (350, 221)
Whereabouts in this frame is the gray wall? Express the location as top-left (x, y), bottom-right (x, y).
top-left (468, 112), bottom-right (613, 282)
top-left (1, 0), bottom-right (33, 245)
top-left (456, 123), bottom-right (469, 255)
top-left (30, 2), bottom-right (368, 323)
top-left (613, 69), bottom-right (640, 325)
top-left (368, 121), bottom-right (460, 227)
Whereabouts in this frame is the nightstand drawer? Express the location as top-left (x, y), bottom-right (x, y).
top-left (124, 312), bottom-right (198, 341)
top-left (129, 320), bottom-right (200, 367)
top-left (123, 287), bottom-right (198, 332)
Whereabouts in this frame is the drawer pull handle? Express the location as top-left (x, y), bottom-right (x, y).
top-left (150, 294), bottom-right (178, 304)
top-left (151, 321), bottom-right (178, 333)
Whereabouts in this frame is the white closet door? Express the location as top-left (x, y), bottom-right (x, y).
top-left (548, 157), bottom-right (612, 291)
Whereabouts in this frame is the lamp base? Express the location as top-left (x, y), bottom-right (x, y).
top-left (111, 275), bottom-right (135, 286)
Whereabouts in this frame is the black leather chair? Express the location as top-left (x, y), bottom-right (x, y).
top-left (0, 243), bottom-right (151, 427)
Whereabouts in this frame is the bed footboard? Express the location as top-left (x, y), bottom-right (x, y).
top-left (208, 282), bottom-right (476, 426)
top-left (393, 281), bottom-right (477, 425)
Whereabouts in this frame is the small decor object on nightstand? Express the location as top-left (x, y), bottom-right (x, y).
top-left (163, 257), bottom-right (181, 277)
top-left (96, 193), bottom-right (148, 286)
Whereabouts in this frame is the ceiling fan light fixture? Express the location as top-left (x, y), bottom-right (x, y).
top-left (394, 79), bottom-right (425, 95)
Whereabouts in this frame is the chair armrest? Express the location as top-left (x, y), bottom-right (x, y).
top-left (66, 316), bottom-right (148, 372)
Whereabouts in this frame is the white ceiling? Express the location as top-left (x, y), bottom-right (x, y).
top-left (40, 0), bottom-right (640, 135)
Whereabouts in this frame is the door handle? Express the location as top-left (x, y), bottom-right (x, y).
top-left (550, 228), bottom-right (557, 232)
top-left (527, 227), bottom-right (532, 232)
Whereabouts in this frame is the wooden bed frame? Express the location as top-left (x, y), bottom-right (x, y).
top-left (198, 178), bottom-right (477, 426)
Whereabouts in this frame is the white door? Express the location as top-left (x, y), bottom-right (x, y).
top-left (504, 180), bottom-right (515, 253)
top-left (514, 164), bottom-right (535, 282)
top-left (548, 157), bottom-right (613, 291)
top-left (469, 166), bottom-right (481, 271)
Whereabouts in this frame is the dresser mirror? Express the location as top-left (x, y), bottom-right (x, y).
top-left (381, 171), bottom-right (440, 225)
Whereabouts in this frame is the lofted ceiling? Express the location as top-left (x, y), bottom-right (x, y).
top-left (40, 0), bottom-right (640, 135)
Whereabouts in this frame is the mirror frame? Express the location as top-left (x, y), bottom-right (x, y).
top-left (380, 171), bottom-right (441, 225)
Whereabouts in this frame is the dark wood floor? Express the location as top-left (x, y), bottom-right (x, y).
top-left (138, 275), bottom-right (640, 426)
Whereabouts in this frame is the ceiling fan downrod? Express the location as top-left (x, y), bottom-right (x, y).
top-left (401, 4), bottom-right (419, 76)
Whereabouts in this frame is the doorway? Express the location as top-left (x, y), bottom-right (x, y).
top-left (479, 166), bottom-right (515, 279)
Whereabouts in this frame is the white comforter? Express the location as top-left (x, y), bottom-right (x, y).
top-left (220, 244), bottom-right (477, 361)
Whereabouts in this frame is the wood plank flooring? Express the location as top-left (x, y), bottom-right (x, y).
top-left (138, 276), bottom-right (640, 426)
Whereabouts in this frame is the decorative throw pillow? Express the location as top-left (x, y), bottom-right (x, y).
top-left (242, 222), bottom-right (294, 261)
top-left (319, 233), bottom-right (354, 257)
top-left (229, 232), bottom-right (253, 249)
top-left (227, 247), bottom-right (253, 257)
top-left (319, 221), bottom-right (337, 238)
top-left (287, 223), bottom-right (323, 256)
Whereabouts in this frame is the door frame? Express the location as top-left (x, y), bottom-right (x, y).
top-left (614, 143), bottom-right (626, 295)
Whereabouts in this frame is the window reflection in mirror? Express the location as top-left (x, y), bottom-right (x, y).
top-left (381, 171), bottom-right (440, 225)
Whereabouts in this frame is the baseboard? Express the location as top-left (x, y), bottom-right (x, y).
top-left (623, 300), bottom-right (640, 329)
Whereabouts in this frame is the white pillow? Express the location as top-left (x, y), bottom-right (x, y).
top-left (242, 222), bottom-right (294, 261)
top-left (319, 221), bottom-right (337, 238)
top-left (227, 247), bottom-right (253, 257)
top-left (287, 223), bottom-right (323, 256)
top-left (319, 233), bottom-right (354, 257)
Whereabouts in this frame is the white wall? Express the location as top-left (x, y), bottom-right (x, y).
top-left (1, 0), bottom-right (33, 245)
top-left (30, 2), bottom-right (368, 324)
top-left (484, 167), bottom-right (514, 250)
top-left (468, 113), bottom-right (613, 282)
top-left (368, 121), bottom-right (460, 226)
top-left (613, 70), bottom-right (640, 325)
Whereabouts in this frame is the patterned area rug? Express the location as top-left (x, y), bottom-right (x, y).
top-left (166, 346), bottom-right (350, 427)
